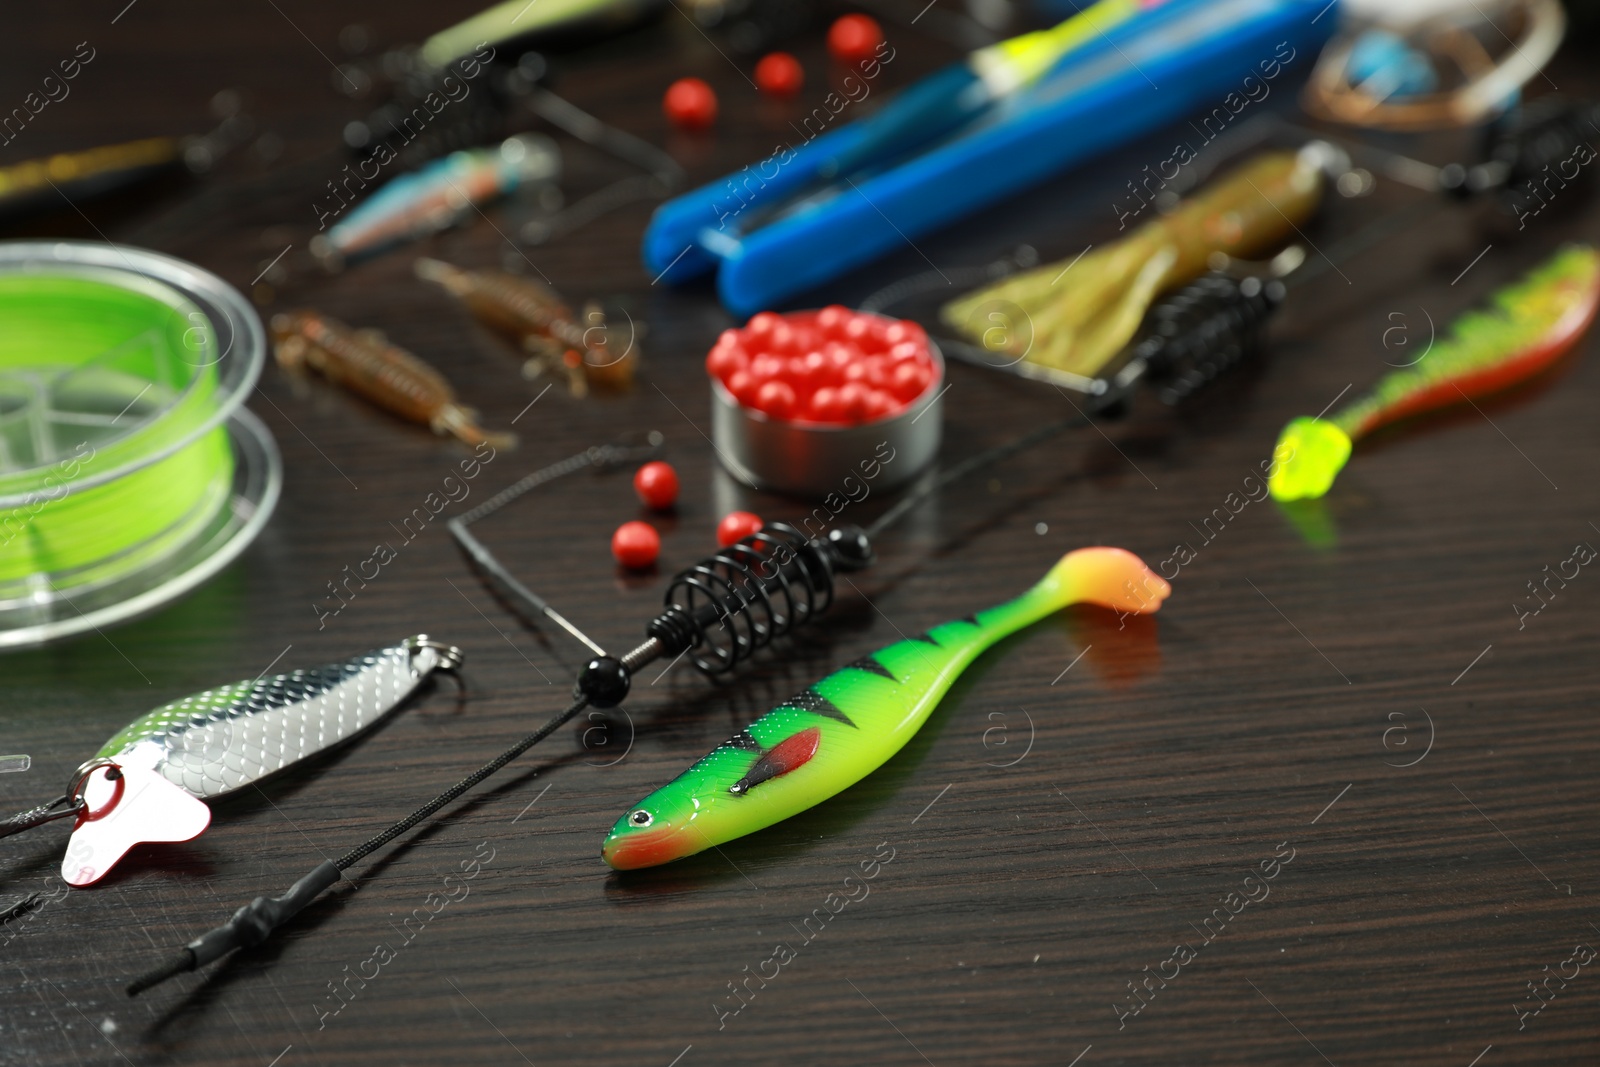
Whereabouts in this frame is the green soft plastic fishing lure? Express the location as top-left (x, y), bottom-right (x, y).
top-left (602, 547), bottom-right (1168, 869)
top-left (1269, 244), bottom-right (1600, 501)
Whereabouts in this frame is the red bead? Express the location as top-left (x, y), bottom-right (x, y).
top-left (754, 378), bottom-right (798, 419)
top-left (749, 354), bottom-right (785, 381)
top-left (843, 313), bottom-right (890, 351)
top-left (633, 461), bottom-right (679, 510)
top-left (793, 351), bottom-right (828, 388)
top-left (883, 320), bottom-right (927, 347)
top-left (663, 78), bottom-right (717, 130)
top-left (837, 381), bottom-right (868, 420)
top-left (706, 341), bottom-right (747, 379)
top-left (717, 510), bottom-right (764, 547)
top-left (612, 521), bottom-right (661, 569)
top-left (807, 386), bottom-right (846, 423)
top-left (827, 14), bottom-right (883, 67)
top-left (887, 340), bottom-right (922, 365)
top-left (890, 359), bottom-right (932, 401)
top-left (745, 311), bottom-right (783, 338)
top-left (768, 320), bottom-right (799, 354)
top-left (817, 305), bottom-right (852, 336)
top-left (725, 369), bottom-right (757, 404)
top-left (862, 388), bottom-right (897, 420)
top-left (754, 52), bottom-right (804, 97)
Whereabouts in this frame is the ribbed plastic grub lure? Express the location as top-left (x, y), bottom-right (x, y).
top-left (272, 309), bottom-right (515, 449)
top-left (602, 547), bottom-right (1168, 869)
top-left (414, 257), bottom-right (636, 396)
top-left (0, 636), bottom-right (461, 887)
top-left (1270, 243), bottom-right (1600, 501)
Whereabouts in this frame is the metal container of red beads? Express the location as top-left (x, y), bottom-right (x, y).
top-left (707, 306), bottom-right (943, 499)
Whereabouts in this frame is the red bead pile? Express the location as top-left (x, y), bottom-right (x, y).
top-left (706, 307), bottom-right (937, 426)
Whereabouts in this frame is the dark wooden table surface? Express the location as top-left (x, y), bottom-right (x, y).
top-left (5, 3), bottom-right (1600, 1064)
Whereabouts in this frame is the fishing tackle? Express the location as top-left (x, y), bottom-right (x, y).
top-left (603, 547), bottom-right (1168, 868)
top-left (0, 637), bottom-right (462, 887)
top-left (310, 134), bottom-right (559, 268)
top-left (415, 257), bottom-right (636, 395)
top-left (1270, 243), bottom-right (1600, 501)
top-left (271, 309), bottom-right (516, 449)
top-left (940, 148), bottom-right (1324, 379)
top-left (126, 408), bottom-right (1118, 994)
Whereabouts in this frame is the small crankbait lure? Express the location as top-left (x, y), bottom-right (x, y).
top-left (0, 636), bottom-right (461, 886)
top-left (602, 547), bottom-right (1168, 869)
top-left (1270, 243), bottom-right (1600, 501)
top-left (272, 309), bottom-right (516, 449)
top-left (310, 134), bottom-right (559, 268)
top-left (415, 257), bottom-right (636, 396)
top-left (941, 148), bottom-right (1323, 379)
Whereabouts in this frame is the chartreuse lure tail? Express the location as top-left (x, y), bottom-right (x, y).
top-left (1270, 244), bottom-right (1600, 501)
top-left (602, 547), bottom-right (1169, 869)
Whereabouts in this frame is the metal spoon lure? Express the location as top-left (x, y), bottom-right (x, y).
top-left (0, 636), bottom-right (461, 887)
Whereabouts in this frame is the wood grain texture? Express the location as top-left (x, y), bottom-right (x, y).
top-left (3, 4), bottom-right (1600, 1065)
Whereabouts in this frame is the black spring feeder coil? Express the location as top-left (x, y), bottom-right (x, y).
top-left (575, 523), bottom-right (874, 708)
top-left (1132, 272), bottom-right (1287, 405)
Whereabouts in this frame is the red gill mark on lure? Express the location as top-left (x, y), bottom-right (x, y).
top-left (729, 727), bottom-right (822, 796)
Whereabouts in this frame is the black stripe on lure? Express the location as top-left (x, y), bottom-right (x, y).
top-left (0, 636), bottom-right (460, 887)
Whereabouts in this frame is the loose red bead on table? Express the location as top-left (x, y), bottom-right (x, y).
top-left (827, 14), bottom-right (883, 67)
top-left (612, 521), bottom-right (660, 569)
top-left (633, 462), bottom-right (679, 510)
top-left (663, 77), bottom-right (717, 130)
top-left (754, 52), bottom-right (804, 97)
top-left (717, 511), bottom-right (764, 547)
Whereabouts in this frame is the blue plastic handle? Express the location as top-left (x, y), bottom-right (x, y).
top-left (641, 0), bottom-right (1169, 285)
top-left (644, 0), bottom-right (1338, 315)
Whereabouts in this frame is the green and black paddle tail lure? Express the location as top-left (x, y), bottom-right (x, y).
top-left (603, 546), bottom-right (1169, 869)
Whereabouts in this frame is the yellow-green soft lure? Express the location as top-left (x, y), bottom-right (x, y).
top-left (1269, 244), bottom-right (1600, 501)
top-left (602, 547), bottom-right (1168, 869)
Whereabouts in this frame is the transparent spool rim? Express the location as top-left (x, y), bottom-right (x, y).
top-left (0, 240), bottom-right (266, 508)
top-left (0, 405), bottom-right (282, 650)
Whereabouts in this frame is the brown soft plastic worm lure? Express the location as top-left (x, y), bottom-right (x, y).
top-left (271, 310), bottom-right (515, 449)
top-left (414, 258), bottom-right (637, 396)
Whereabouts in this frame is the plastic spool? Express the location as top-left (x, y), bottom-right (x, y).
top-left (0, 241), bottom-right (280, 649)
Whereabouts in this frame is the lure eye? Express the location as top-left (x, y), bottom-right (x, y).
top-left (629, 809), bottom-right (652, 827)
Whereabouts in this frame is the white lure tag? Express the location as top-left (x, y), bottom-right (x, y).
top-left (62, 764), bottom-right (211, 887)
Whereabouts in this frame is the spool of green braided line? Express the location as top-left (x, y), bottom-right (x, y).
top-left (0, 241), bottom-right (280, 649)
